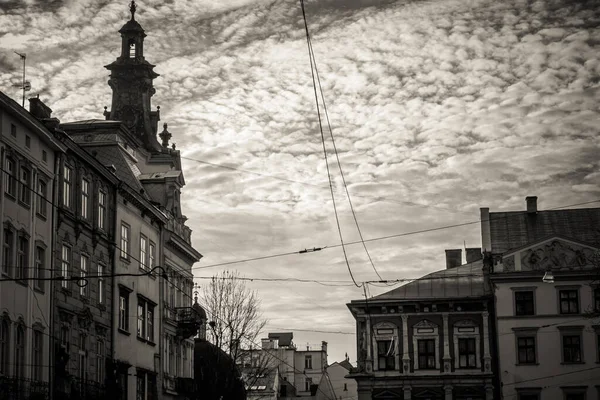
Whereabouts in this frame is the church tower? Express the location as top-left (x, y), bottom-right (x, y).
top-left (105, 0), bottom-right (162, 152)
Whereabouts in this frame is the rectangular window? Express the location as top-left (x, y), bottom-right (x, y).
top-left (15, 326), bottom-right (25, 378)
top-left (1, 320), bottom-right (9, 375)
top-left (149, 242), bottom-right (155, 270)
top-left (37, 180), bottom-right (47, 217)
top-left (118, 370), bottom-right (128, 400)
top-left (120, 223), bottom-right (130, 259)
top-left (517, 337), bottom-right (536, 364)
top-left (137, 372), bottom-right (146, 400)
top-left (42, 151), bottom-right (47, 163)
top-left (458, 338), bottom-right (476, 368)
top-left (377, 340), bottom-right (395, 371)
top-left (147, 307), bottom-right (154, 342)
top-left (63, 166), bottom-right (72, 207)
top-left (515, 291), bottom-right (535, 316)
top-left (98, 190), bottom-right (106, 230)
top-left (594, 288), bottom-right (600, 312)
top-left (32, 330), bottom-right (43, 381)
top-left (34, 246), bottom-right (45, 291)
top-left (80, 255), bottom-right (88, 297)
top-left (304, 377), bottom-right (312, 392)
top-left (517, 394), bottom-right (540, 400)
top-left (137, 302), bottom-right (145, 338)
top-left (78, 334), bottom-right (87, 381)
top-left (2, 230), bottom-right (13, 276)
top-left (61, 245), bottom-right (71, 289)
top-left (17, 236), bottom-right (28, 280)
top-left (98, 265), bottom-right (105, 304)
top-left (81, 179), bottom-right (90, 219)
top-left (25, 135), bottom-right (30, 148)
top-left (563, 335), bottom-right (582, 363)
top-left (168, 337), bottom-right (174, 374)
top-left (417, 339), bottom-right (436, 369)
top-left (96, 340), bottom-right (105, 383)
top-left (559, 290), bottom-right (579, 314)
top-left (147, 373), bottom-right (157, 400)
top-left (10, 123), bottom-right (16, 137)
top-left (140, 236), bottom-right (147, 270)
top-left (60, 326), bottom-right (70, 347)
top-left (119, 292), bottom-right (129, 331)
top-left (565, 394), bottom-right (585, 400)
top-left (4, 158), bottom-right (16, 197)
top-left (19, 167), bottom-right (31, 205)
top-left (176, 343), bottom-right (181, 376)
top-left (305, 355), bottom-right (312, 369)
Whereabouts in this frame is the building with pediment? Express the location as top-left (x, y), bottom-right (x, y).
top-left (482, 197), bottom-right (600, 400)
top-left (347, 248), bottom-right (497, 400)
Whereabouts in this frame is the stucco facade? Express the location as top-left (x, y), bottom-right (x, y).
top-left (0, 93), bottom-right (66, 399)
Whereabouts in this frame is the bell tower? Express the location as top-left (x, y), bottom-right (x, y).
top-left (105, 0), bottom-right (162, 152)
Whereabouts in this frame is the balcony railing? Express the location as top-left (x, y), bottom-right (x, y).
top-left (0, 376), bottom-right (49, 400)
top-left (175, 307), bottom-right (203, 339)
top-left (53, 376), bottom-right (106, 400)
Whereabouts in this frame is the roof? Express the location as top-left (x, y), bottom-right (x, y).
top-left (90, 144), bottom-right (145, 193)
top-left (242, 368), bottom-right (277, 394)
top-left (490, 208), bottom-right (600, 254)
top-left (268, 332), bottom-right (293, 347)
top-left (338, 359), bottom-right (353, 371)
top-left (367, 261), bottom-right (487, 301)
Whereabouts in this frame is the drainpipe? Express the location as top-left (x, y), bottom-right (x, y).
top-left (158, 221), bottom-right (165, 395)
top-left (110, 183), bottom-right (120, 375)
top-left (49, 150), bottom-right (60, 400)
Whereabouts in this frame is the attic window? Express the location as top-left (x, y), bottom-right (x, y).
top-left (128, 39), bottom-right (136, 58)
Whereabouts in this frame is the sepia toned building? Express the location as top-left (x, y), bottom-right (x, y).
top-left (347, 249), bottom-right (497, 400)
top-left (482, 196), bottom-right (600, 400)
top-left (0, 92), bottom-right (66, 399)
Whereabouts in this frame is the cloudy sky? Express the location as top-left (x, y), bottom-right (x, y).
top-left (1, 0), bottom-right (600, 364)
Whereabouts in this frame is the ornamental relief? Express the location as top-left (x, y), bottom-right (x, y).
top-left (519, 239), bottom-right (597, 271)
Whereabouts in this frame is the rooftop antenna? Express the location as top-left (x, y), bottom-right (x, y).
top-left (13, 51), bottom-right (30, 108)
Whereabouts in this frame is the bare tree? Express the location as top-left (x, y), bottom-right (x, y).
top-left (201, 270), bottom-right (267, 364)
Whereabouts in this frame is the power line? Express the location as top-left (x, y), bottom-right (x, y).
top-left (299, 0), bottom-right (360, 289)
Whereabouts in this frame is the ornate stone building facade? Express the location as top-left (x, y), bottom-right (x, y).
top-left (0, 92), bottom-right (66, 400)
top-left (347, 250), bottom-right (497, 400)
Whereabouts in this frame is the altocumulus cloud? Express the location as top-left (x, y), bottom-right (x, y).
top-left (1, 0), bottom-right (600, 363)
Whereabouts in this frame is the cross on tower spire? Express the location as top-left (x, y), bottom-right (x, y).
top-left (130, 0), bottom-right (137, 20)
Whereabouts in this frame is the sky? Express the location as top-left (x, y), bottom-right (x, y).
top-left (1, 0), bottom-right (600, 366)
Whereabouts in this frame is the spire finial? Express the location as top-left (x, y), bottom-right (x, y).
top-left (130, 0), bottom-right (137, 20)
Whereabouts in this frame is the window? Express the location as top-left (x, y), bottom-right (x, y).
top-left (25, 135), bottom-right (30, 148)
top-left (37, 180), bottom-right (47, 217)
top-left (175, 342), bottom-right (181, 376)
top-left (32, 330), bottom-right (43, 381)
top-left (377, 340), bottom-right (395, 370)
top-left (96, 340), bottom-right (105, 383)
top-left (305, 355), bottom-right (312, 369)
top-left (19, 167), bottom-right (31, 205)
top-left (34, 246), bottom-right (45, 291)
top-left (149, 242), bottom-right (155, 270)
top-left (119, 291), bottom-right (129, 331)
top-left (564, 394), bottom-right (585, 400)
top-left (98, 190), bottom-right (106, 230)
top-left (120, 223), bottom-right (130, 259)
top-left (81, 179), bottom-right (90, 219)
top-left (4, 158), bottom-right (16, 197)
top-left (517, 337), bottom-right (536, 364)
top-left (516, 392), bottom-right (540, 400)
top-left (129, 39), bottom-right (136, 58)
top-left (147, 373), bottom-right (157, 400)
top-left (137, 372), bottom-right (146, 400)
top-left (137, 302), bottom-right (145, 338)
top-left (118, 370), bottom-right (128, 400)
top-left (15, 324), bottom-right (25, 378)
top-left (80, 255), bottom-right (88, 297)
top-left (0, 319), bottom-right (9, 375)
top-left (63, 166), bottom-right (72, 207)
top-left (42, 151), bottom-right (47, 163)
top-left (594, 288), bottom-right (600, 312)
top-left (61, 245), bottom-right (71, 289)
top-left (78, 334), bottom-right (87, 381)
top-left (17, 235), bottom-right (28, 280)
top-left (418, 339), bottom-right (436, 369)
top-left (563, 335), bottom-right (582, 363)
top-left (2, 229), bottom-right (13, 276)
top-left (168, 337), bottom-right (174, 374)
top-left (140, 236), bottom-right (147, 270)
top-left (136, 299), bottom-right (155, 342)
top-left (458, 338), bottom-right (476, 368)
top-left (515, 291), bottom-right (535, 316)
top-left (98, 265), bottom-right (105, 305)
top-left (10, 123), bottom-right (16, 137)
top-left (559, 290), bottom-right (579, 314)
top-left (147, 307), bottom-right (154, 342)
top-left (60, 325), bottom-right (70, 348)
top-left (304, 377), bottom-right (312, 392)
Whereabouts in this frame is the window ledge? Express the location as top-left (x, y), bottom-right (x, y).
top-left (147, 340), bottom-right (156, 347)
top-left (36, 213), bottom-right (47, 221)
top-left (5, 193), bottom-right (16, 201)
top-left (561, 361), bottom-right (585, 365)
top-left (60, 287), bottom-right (72, 296)
top-left (120, 256), bottom-right (131, 265)
top-left (98, 304), bottom-right (107, 312)
top-left (15, 279), bottom-right (28, 288)
top-left (118, 328), bottom-right (131, 336)
top-left (516, 363), bottom-right (539, 366)
top-left (137, 336), bottom-right (148, 344)
top-left (33, 286), bottom-right (45, 295)
top-left (18, 201), bottom-right (31, 209)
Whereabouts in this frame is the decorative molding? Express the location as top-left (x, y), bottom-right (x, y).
top-left (77, 307), bottom-right (94, 331)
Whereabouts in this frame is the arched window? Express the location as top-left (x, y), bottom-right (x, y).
top-left (15, 324), bottom-right (25, 378)
top-left (0, 319), bottom-right (9, 375)
top-left (128, 39), bottom-right (136, 58)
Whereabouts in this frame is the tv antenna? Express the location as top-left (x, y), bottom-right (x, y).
top-left (13, 51), bottom-right (30, 108)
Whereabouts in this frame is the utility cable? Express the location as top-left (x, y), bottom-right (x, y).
top-left (304, 10), bottom-right (382, 281)
top-left (299, 0), bottom-right (360, 288)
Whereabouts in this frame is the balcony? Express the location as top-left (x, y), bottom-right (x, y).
top-left (0, 376), bottom-right (49, 400)
top-left (175, 307), bottom-right (203, 339)
top-left (53, 377), bottom-right (106, 400)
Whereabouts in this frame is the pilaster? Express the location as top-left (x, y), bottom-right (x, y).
top-left (401, 314), bottom-right (410, 374)
top-left (442, 313), bottom-right (451, 373)
top-left (482, 311), bottom-right (492, 373)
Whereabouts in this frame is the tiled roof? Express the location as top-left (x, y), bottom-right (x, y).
top-left (268, 332), bottom-right (293, 347)
top-left (90, 145), bottom-right (145, 193)
top-left (370, 261), bottom-right (487, 301)
top-left (337, 360), bottom-right (353, 371)
top-left (490, 208), bottom-right (600, 254)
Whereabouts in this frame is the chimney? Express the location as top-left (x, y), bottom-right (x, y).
top-left (29, 96), bottom-right (52, 119)
top-left (445, 249), bottom-right (462, 269)
top-left (480, 207), bottom-right (491, 252)
top-left (526, 196), bottom-right (538, 214)
top-left (466, 248), bottom-right (482, 263)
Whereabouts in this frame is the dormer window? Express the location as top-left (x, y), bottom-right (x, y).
top-left (129, 39), bottom-right (136, 58)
